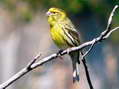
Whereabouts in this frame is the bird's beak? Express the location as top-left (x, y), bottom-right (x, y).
top-left (46, 11), bottom-right (51, 16)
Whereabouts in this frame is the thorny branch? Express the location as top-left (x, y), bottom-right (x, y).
top-left (0, 5), bottom-right (119, 89)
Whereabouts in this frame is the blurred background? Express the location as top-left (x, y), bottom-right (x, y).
top-left (0, 0), bottom-right (119, 89)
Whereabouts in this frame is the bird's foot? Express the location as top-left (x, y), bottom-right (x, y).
top-left (57, 49), bottom-right (64, 60)
top-left (57, 49), bottom-right (63, 56)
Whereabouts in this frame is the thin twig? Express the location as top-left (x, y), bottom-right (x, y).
top-left (80, 40), bottom-right (95, 89)
top-left (82, 58), bottom-right (93, 89)
top-left (80, 5), bottom-right (119, 89)
top-left (100, 5), bottom-right (118, 41)
top-left (27, 53), bottom-right (41, 69)
top-left (0, 5), bottom-right (119, 89)
top-left (81, 39), bottom-right (96, 60)
top-left (0, 53), bottom-right (42, 89)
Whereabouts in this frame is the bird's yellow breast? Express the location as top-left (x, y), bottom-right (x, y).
top-left (50, 24), bottom-right (69, 49)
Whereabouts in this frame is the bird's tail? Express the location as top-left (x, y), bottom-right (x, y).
top-left (73, 62), bottom-right (80, 82)
top-left (69, 51), bottom-right (80, 82)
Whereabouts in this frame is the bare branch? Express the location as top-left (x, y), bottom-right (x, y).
top-left (107, 5), bottom-right (118, 30)
top-left (82, 58), bottom-right (93, 89)
top-left (0, 5), bottom-right (119, 89)
top-left (27, 53), bottom-right (41, 69)
top-left (0, 54), bottom-right (42, 89)
top-left (80, 5), bottom-right (119, 89)
top-left (104, 26), bottom-right (119, 39)
top-left (100, 5), bottom-right (119, 40)
top-left (81, 39), bottom-right (96, 60)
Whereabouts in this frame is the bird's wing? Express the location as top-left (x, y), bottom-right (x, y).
top-left (61, 23), bottom-right (80, 46)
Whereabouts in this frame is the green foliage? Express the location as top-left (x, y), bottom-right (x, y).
top-left (16, 8), bottom-right (33, 23)
top-left (0, 0), bottom-right (117, 17)
top-left (0, 0), bottom-right (119, 43)
top-left (0, 0), bottom-right (16, 11)
top-left (111, 31), bottom-right (119, 43)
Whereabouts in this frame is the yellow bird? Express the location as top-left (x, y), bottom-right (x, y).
top-left (46, 7), bottom-right (81, 82)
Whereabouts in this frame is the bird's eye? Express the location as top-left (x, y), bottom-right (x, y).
top-left (52, 12), bottom-right (56, 14)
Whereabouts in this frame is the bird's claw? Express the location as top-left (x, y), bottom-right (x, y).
top-left (57, 49), bottom-right (63, 56)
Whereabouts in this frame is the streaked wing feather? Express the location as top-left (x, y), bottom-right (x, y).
top-left (61, 23), bottom-right (80, 46)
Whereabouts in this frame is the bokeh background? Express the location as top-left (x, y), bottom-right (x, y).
top-left (0, 0), bottom-right (119, 89)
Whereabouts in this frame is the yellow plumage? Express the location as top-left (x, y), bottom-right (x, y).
top-left (51, 24), bottom-right (70, 49)
top-left (46, 7), bottom-right (80, 82)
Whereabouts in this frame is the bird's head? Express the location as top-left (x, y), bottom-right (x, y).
top-left (46, 7), bottom-right (66, 26)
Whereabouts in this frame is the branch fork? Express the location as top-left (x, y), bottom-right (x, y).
top-left (0, 5), bottom-right (119, 89)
